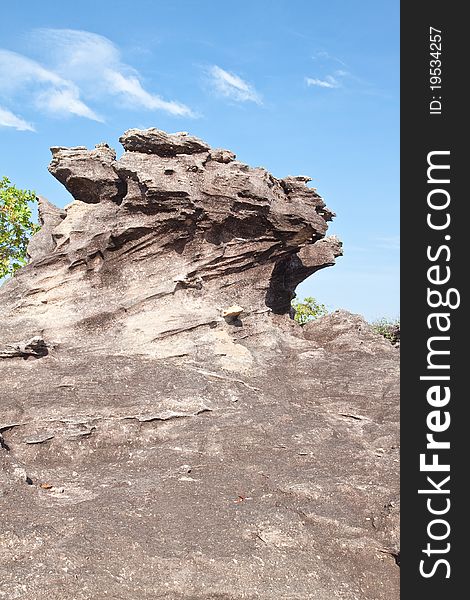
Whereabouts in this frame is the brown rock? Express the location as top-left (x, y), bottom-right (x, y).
top-left (119, 128), bottom-right (211, 156)
top-left (0, 129), bottom-right (398, 600)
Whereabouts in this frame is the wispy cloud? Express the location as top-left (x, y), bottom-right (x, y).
top-left (0, 106), bottom-right (35, 131)
top-left (305, 75), bottom-right (341, 89)
top-left (105, 71), bottom-right (191, 116)
top-left (312, 50), bottom-right (348, 68)
top-left (209, 65), bottom-right (262, 105)
top-left (307, 51), bottom-right (379, 96)
top-left (36, 88), bottom-right (102, 121)
top-left (307, 51), bottom-right (350, 91)
top-left (0, 48), bottom-right (104, 123)
top-left (0, 29), bottom-right (194, 130)
top-left (34, 29), bottom-right (194, 117)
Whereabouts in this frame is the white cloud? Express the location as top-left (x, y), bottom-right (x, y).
top-left (0, 50), bottom-right (63, 89)
top-left (0, 106), bottom-right (35, 131)
top-left (0, 48), bottom-right (102, 122)
top-left (306, 52), bottom-right (355, 91)
top-left (209, 65), bottom-right (262, 104)
top-left (35, 29), bottom-right (194, 116)
top-left (35, 88), bottom-right (103, 121)
top-left (307, 56), bottom-right (377, 95)
top-left (0, 29), bottom-right (194, 128)
top-left (35, 28), bottom-right (119, 77)
top-left (105, 71), bottom-right (192, 116)
top-left (312, 51), bottom-right (348, 68)
top-left (305, 75), bottom-right (341, 89)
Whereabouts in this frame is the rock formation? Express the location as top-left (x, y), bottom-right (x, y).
top-left (0, 129), bottom-right (399, 599)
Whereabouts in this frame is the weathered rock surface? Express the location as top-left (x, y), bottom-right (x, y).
top-left (303, 310), bottom-right (398, 355)
top-left (0, 129), bottom-right (399, 599)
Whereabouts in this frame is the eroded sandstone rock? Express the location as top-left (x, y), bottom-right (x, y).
top-left (1, 128), bottom-right (342, 366)
top-left (0, 129), bottom-right (399, 600)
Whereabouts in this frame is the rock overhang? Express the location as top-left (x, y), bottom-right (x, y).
top-left (2, 128), bottom-right (343, 364)
top-left (46, 127), bottom-right (342, 288)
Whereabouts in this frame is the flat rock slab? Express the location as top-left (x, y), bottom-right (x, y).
top-left (0, 341), bottom-right (399, 600)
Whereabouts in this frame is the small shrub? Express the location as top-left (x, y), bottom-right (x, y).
top-left (292, 296), bottom-right (328, 326)
top-left (371, 318), bottom-right (400, 345)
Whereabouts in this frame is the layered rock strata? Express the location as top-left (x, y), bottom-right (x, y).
top-left (0, 130), bottom-right (399, 600)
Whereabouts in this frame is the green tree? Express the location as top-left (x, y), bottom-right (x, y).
top-left (292, 296), bottom-right (328, 326)
top-left (0, 177), bottom-right (39, 279)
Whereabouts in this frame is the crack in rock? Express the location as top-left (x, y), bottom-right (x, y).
top-left (121, 407), bottom-right (213, 422)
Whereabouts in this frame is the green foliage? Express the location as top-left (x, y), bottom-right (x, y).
top-left (371, 318), bottom-right (400, 343)
top-left (292, 296), bottom-right (328, 326)
top-left (0, 177), bottom-right (39, 279)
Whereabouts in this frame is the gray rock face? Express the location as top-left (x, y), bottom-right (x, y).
top-left (0, 129), bottom-right (399, 599)
top-left (303, 310), bottom-right (398, 355)
top-left (1, 128), bottom-right (342, 364)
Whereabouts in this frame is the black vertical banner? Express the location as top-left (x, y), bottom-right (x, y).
top-left (401, 3), bottom-right (466, 598)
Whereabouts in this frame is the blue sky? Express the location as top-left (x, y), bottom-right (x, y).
top-left (0, 0), bottom-right (399, 321)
